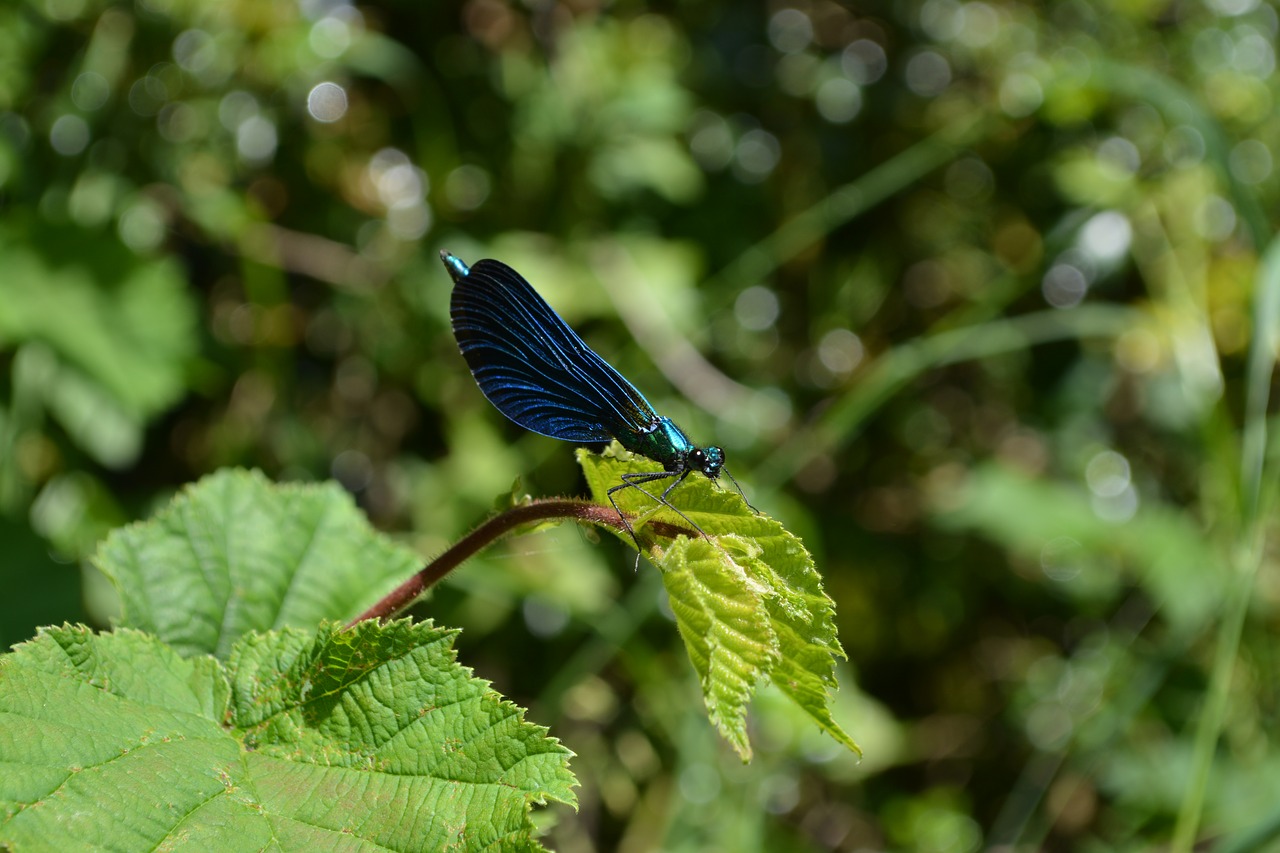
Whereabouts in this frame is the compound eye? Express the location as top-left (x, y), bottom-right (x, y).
top-left (691, 449), bottom-right (706, 465)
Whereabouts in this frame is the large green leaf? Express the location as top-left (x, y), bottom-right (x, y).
top-left (0, 622), bottom-right (576, 852)
top-left (95, 469), bottom-right (422, 660)
top-left (578, 445), bottom-right (858, 760)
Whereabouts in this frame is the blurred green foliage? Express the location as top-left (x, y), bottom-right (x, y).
top-left (3, 0), bottom-right (1280, 849)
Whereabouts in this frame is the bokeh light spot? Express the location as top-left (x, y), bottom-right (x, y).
top-left (310, 15), bottom-right (352, 58)
top-left (1232, 30), bottom-right (1275, 77)
top-left (905, 51), bottom-right (952, 97)
top-left (331, 449), bottom-right (373, 492)
top-left (1229, 139), bottom-right (1272, 184)
top-left (767, 9), bottom-right (813, 54)
top-left (522, 597), bottom-right (570, 638)
top-left (1093, 485), bottom-right (1138, 523)
top-left (1026, 701), bottom-right (1074, 749)
top-left (689, 111), bottom-right (735, 171)
top-left (172, 29), bottom-right (215, 76)
top-left (1207, 0), bottom-right (1259, 13)
top-left (1115, 327), bottom-right (1162, 373)
top-left (957, 2), bottom-right (1000, 47)
top-left (1040, 536), bottom-right (1082, 583)
top-left (818, 329), bottom-right (864, 375)
top-left (1162, 125), bottom-right (1205, 166)
top-left (219, 91), bottom-right (259, 131)
top-left (71, 72), bottom-right (110, 111)
top-left (1194, 195), bottom-right (1237, 241)
top-left (307, 81), bottom-right (349, 123)
top-left (733, 128), bottom-right (780, 182)
top-left (158, 103), bottom-right (199, 143)
top-left (49, 115), bottom-right (89, 156)
top-left (43, 0), bottom-right (86, 21)
top-left (1042, 263), bottom-right (1089, 309)
top-left (999, 72), bottom-right (1043, 117)
top-left (444, 164), bottom-right (491, 211)
top-left (1079, 211), bottom-right (1132, 263)
top-left (945, 157), bottom-right (994, 201)
top-left (387, 202), bottom-right (431, 240)
top-left (237, 115), bottom-right (278, 164)
top-left (735, 286), bottom-right (780, 330)
top-left (1097, 136), bottom-right (1140, 175)
top-left (118, 199), bottom-right (167, 253)
top-left (920, 0), bottom-right (963, 42)
top-left (127, 65), bottom-right (174, 118)
top-left (1085, 450), bottom-right (1130, 497)
top-left (816, 78), bottom-right (862, 123)
top-left (369, 148), bottom-right (427, 207)
top-left (841, 39), bottom-right (887, 84)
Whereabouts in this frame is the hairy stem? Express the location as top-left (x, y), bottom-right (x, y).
top-left (348, 499), bottom-right (690, 625)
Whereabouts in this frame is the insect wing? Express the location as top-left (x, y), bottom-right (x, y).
top-left (450, 259), bottom-right (659, 442)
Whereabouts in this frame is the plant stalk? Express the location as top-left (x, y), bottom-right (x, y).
top-left (347, 499), bottom-right (689, 625)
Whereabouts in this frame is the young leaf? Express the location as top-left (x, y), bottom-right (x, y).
top-left (662, 536), bottom-right (779, 758)
top-left (0, 622), bottom-right (576, 852)
top-left (577, 445), bottom-right (859, 760)
top-left (95, 469), bottom-right (422, 659)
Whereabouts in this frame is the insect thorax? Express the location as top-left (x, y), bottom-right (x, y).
top-left (620, 416), bottom-right (696, 472)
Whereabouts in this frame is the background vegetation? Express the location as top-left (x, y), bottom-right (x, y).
top-left (3, 0), bottom-right (1280, 849)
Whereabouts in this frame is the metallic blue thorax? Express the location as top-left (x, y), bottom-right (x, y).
top-left (622, 416), bottom-right (695, 472)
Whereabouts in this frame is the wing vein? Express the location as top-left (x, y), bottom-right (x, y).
top-left (450, 259), bottom-right (660, 443)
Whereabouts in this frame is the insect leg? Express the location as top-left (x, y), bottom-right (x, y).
top-left (607, 471), bottom-right (676, 552)
top-left (659, 473), bottom-right (686, 502)
top-left (613, 469), bottom-right (706, 537)
top-left (607, 471), bottom-right (678, 570)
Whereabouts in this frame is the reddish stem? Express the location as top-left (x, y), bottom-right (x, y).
top-left (347, 499), bottom-right (691, 625)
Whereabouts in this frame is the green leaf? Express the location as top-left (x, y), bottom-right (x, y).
top-left (662, 536), bottom-right (779, 758)
top-left (577, 444), bottom-right (859, 760)
top-left (0, 622), bottom-right (576, 852)
top-left (95, 469), bottom-right (422, 660)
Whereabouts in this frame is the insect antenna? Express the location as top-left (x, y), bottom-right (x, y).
top-left (720, 467), bottom-right (758, 514)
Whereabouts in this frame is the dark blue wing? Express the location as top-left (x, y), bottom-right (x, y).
top-left (446, 255), bottom-right (660, 443)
